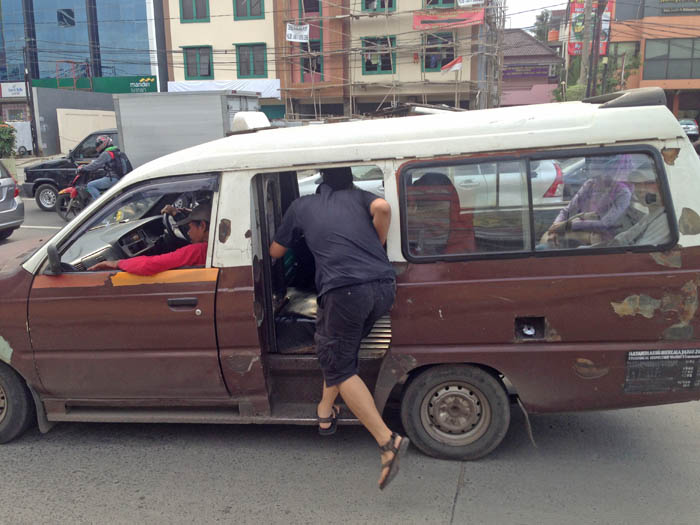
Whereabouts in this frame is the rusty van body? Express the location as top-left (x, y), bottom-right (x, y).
top-left (2, 88), bottom-right (700, 459)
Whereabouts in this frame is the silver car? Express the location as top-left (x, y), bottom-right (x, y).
top-left (679, 119), bottom-right (699, 141)
top-left (0, 163), bottom-right (24, 241)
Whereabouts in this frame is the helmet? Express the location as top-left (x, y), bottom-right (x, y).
top-left (95, 135), bottom-right (113, 150)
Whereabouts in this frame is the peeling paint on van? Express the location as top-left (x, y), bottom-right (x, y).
top-left (0, 335), bottom-right (12, 364)
top-left (611, 294), bottom-right (661, 318)
top-left (573, 358), bottom-right (609, 379)
top-left (612, 281), bottom-right (699, 340)
top-left (661, 148), bottom-right (680, 165)
top-left (650, 250), bottom-right (681, 268)
top-left (679, 208), bottom-right (700, 236)
top-left (219, 219), bottom-right (232, 243)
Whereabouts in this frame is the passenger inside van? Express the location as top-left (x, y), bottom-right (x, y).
top-left (605, 169), bottom-right (671, 247)
top-left (540, 155), bottom-right (633, 249)
top-left (406, 172), bottom-right (476, 255)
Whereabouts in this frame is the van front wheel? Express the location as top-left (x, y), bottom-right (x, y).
top-left (0, 364), bottom-right (34, 444)
top-left (401, 365), bottom-right (510, 460)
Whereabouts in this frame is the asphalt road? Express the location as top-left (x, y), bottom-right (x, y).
top-left (2, 202), bottom-right (700, 524)
top-left (3, 196), bottom-right (65, 245)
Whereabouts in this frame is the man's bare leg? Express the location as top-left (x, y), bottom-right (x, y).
top-left (338, 374), bottom-right (403, 486)
top-left (317, 380), bottom-right (340, 430)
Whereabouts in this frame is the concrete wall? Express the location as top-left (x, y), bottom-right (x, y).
top-left (167, 0), bottom-right (276, 81)
top-left (33, 88), bottom-right (114, 156)
top-left (56, 109), bottom-right (117, 154)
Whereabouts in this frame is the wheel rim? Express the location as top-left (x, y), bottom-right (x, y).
top-left (39, 189), bottom-right (56, 208)
top-left (420, 380), bottom-right (492, 446)
top-left (0, 383), bottom-right (6, 425)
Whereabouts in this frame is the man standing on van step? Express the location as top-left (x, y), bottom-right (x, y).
top-left (269, 167), bottom-right (410, 491)
top-left (79, 135), bottom-right (132, 201)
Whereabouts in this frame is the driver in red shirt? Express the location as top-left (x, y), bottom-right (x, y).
top-left (88, 202), bottom-right (211, 276)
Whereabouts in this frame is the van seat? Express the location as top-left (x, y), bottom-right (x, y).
top-left (274, 288), bottom-right (392, 355)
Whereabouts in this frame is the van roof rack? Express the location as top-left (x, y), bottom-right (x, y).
top-left (582, 87), bottom-right (666, 109)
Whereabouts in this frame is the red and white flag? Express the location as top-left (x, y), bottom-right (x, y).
top-left (441, 56), bottom-right (463, 74)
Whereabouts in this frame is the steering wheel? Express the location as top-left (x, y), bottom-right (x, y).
top-left (162, 211), bottom-right (189, 242)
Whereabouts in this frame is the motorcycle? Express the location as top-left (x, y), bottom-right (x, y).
top-left (55, 168), bottom-right (105, 222)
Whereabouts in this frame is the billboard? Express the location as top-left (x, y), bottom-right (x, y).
top-left (568, 1), bottom-right (615, 56)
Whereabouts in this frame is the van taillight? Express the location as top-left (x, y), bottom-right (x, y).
top-left (543, 162), bottom-right (564, 198)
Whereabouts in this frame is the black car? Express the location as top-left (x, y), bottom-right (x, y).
top-left (22, 129), bottom-right (119, 211)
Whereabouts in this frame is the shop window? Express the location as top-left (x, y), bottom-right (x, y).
top-left (362, 37), bottom-right (396, 75)
top-left (237, 44), bottom-right (267, 78)
top-left (423, 33), bottom-right (454, 72)
top-left (181, 0), bottom-right (209, 22)
top-left (234, 0), bottom-right (264, 19)
top-left (184, 46), bottom-right (213, 79)
top-left (644, 38), bottom-right (700, 80)
top-left (363, 0), bottom-right (395, 12)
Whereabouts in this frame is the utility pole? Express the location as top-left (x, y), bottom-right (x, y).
top-left (578, 0), bottom-right (593, 87)
top-left (587, 0), bottom-right (608, 97)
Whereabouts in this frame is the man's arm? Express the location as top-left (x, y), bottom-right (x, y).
top-left (88, 243), bottom-right (207, 275)
top-left (370, 198), bottom-right (391, 245)
top-left (80, 151), bottom-right (112, 173)
top-left (269, 241), bottom-right (288, 259)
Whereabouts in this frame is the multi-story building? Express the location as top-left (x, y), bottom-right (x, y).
top-left (611, 0), bottom-right (700, 119)
top-left (272, 0), bottom-right (504, 119)
top-left (0, 0), bottom-right (163, 121)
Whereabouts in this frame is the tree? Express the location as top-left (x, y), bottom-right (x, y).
top-left (0, 123), bottom-right (16, 158)
top-left (534, 10), bottom-right (551, 43)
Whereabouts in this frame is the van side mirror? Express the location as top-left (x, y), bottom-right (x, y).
top-left (45, 244), bottom-right (62, 275)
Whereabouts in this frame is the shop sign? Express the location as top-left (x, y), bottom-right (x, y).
top-left (1, 82), bottom-right (27, 98)
top-left (503, 65), bottom-right (551, 79)
top-left (456, 0), bottom-right (484, 6)
top-left (286, 23), bottom-right (310, 43)
top-left (655, 0), bottom-right (700, 15)
top-left (93, 76), bottom-right (158, 94)
top-left (413, 9), bottom-right (485, 30)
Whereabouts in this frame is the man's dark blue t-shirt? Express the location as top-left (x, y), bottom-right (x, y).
top-left (274, 183), bottom-right (395, 297)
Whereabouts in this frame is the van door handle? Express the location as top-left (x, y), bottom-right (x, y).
top-left (168, 297), bottom-right (198, 308)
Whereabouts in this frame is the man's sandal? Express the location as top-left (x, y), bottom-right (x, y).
top-left (317, 405), bottom-right (340, 436)
top-left (378, 432), bottom-right (410, 491)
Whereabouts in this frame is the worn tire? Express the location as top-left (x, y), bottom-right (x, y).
top-left (401, 365), bottom-right (510, 460)
top-left (0, 363), bottom-right (34, 444)
top-left (0, 229), bottom-right (12, 241)
top-left (35, 184), bottom-right (58, 211)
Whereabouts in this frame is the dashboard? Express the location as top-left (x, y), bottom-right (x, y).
top-left (61, 215), bottom-right (166, 271)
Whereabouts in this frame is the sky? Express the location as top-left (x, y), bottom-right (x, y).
top-left (506, 1), bottom-right (569, 29)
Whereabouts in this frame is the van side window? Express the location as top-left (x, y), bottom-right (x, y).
top-left (400, 151), bottom-right (674, 260)
top-left (403, 160), bottom-right (530, 256)
top-left (537, 153), bottom-right (672, 251)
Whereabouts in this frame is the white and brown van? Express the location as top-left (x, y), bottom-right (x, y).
top-left (2, 87), bottom-right (700, 460)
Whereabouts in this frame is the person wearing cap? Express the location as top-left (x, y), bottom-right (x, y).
top-left (608, 169), bottom-right (671, 247)
top-left (88, 202), bottom-right (211, 275)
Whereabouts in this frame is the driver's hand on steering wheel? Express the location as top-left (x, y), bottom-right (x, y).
top-left (160, 204), bottom-right (179, 216)
top-left (88, 260), bottom-right (119, 271)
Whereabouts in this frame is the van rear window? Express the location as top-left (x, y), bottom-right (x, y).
top-left (400, 150), bottom-right (675, 260)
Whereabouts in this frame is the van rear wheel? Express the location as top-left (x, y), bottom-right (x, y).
top-left (401, 365), bottom-right (510, 460)
top-left (0, 364), bottom-right (34, 444)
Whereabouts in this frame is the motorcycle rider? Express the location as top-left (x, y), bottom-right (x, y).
top-left (79, 135), bottom-right (130, 201)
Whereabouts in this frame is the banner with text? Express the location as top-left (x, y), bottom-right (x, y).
top-left (568, 1), bottom-right (615, 56)
top-left (413, 9), bottom-right (484, 31)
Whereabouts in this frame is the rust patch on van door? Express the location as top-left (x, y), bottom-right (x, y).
top-left (661, 148), bottom-right (680, 165)
top-left (219, 219), bottom-right (232, 243)
top-left (611, 294), bottom-right (661, 319)
top-left (679, 208), bottom-right (700, 236)
top-left (573, 358), bottom-right (609, 379)
top-left (650, 249), bottom-right (681, 268)
top-left (611, 281), bottom-right (699, 340)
